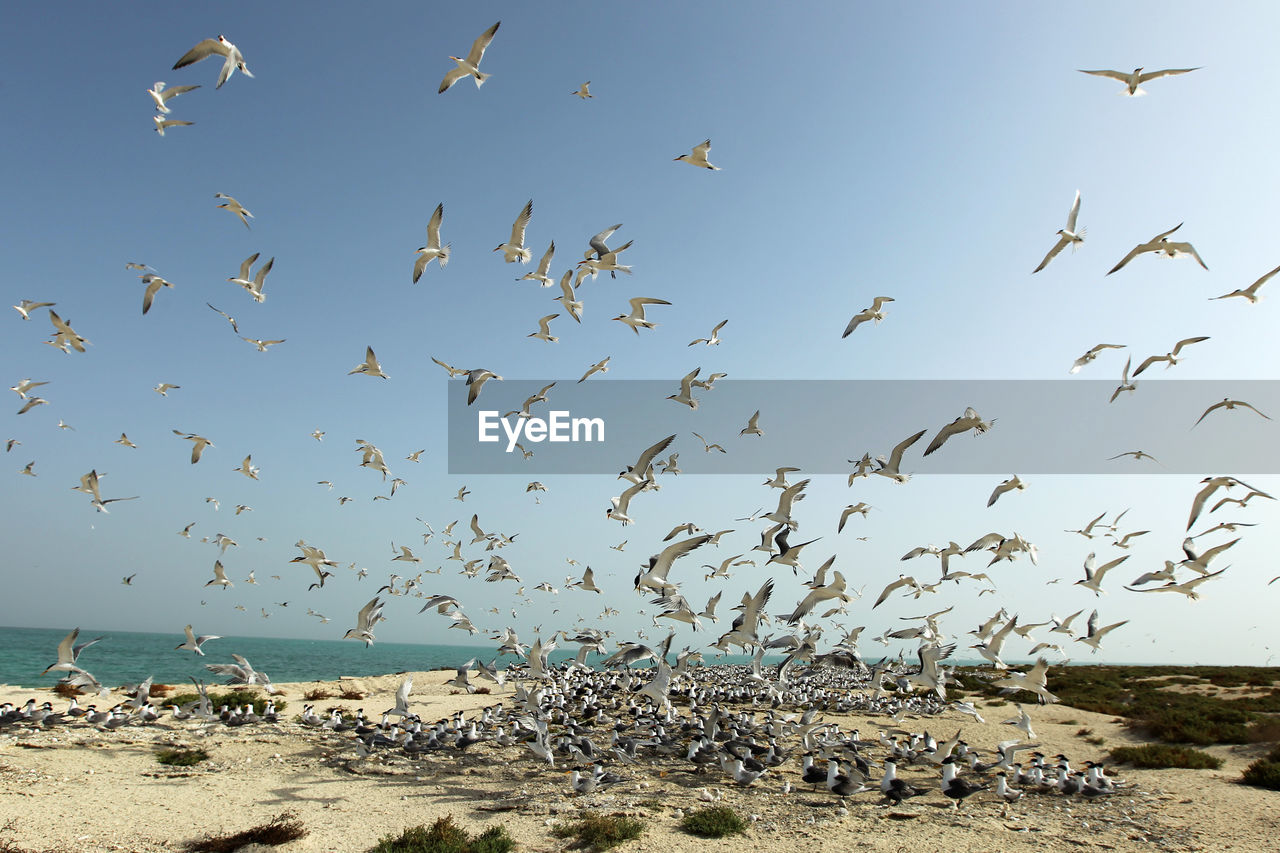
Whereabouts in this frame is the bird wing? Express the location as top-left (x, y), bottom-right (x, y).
top-left (1138, 67), bottom-right (1200, 83)
top-left (841, 309), bottom-right (872, 338)
top-left (887, 429), bottom-right (927, 468)
top-left (1193, 400), bottom-right (1227, 427)
top-left (692, 139), bottom-right (712, 159)
top-left (534, 241), bottom-right (556, 275)
top-left (1033, 234), bottom-right (1071, 273)
top-left (1165, 241), bottom-right (1208, 269)
top-left (1064, 190), bottom-right (1081, 231)
top-left (438, 67), bottom-right (469, 93)
top-left (631, 434), bottom-right (676, 475)
top-left (1131, 354), bottom-right (1167, 377)
top-left (1107, 242), bottom-right (1151, 275)
top-left (173, 39), bottom-right (230, 69)
top-left (924, 418), bottom-right (967, 456)
top-left (237, 253), bottom-right (259, 281)
top-left (465, 21), bottom-right (501, 66)
top-left (1171, 336), bottom-right (1209, 355)
top-left (509, 199), bottom-right (533, 246)
top-left (426, 203), bottom-right (444, 246)
top-left (1078, 69), bottom-right (1131, 82)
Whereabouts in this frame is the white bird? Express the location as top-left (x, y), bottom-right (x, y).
top-left (607, 480), bottom-right (648, 526)
top-left (578, 356), bottom-right (610, 383)
top-left (555, 272), bottom-right (584, 323)
top-left (205, 560), bottom-right (233, 589)
top-left (48, 311), bottom-right (89, 352)
top-left (241, 337), bottom-right (286, 352)
top-left (152, 116), bottom-right (194, 136)
top-left (412, 203), bottom-right (450, 282)
top-left (153, 382), bottom-right (180, 396)
top-left (667, 367), bottom-right (701, 409)
top-left (176, 624), bottom-right (220, 656)
top-left (874, 428), bottom-right (927, 483)
top-left (116, 433), bottom-right (137, 448)
top-left (924, 407), bottom-right (995, 456)
top-left (42, 627), bottom-right (103, 676)
top-left (838, 502), bottom-right (872, 532)
top-left (675, 139), bottom-right (719, 170)
top-left (987, 475), bottom-right (1025, 508)
top-left (348, 346), bottom-right (389, 379)
top-left (571, 81), bottom-right (593, 99)
top-left (1075, 552), bottom-right (1129, 596)
top-left (1070, 343), bottom-right (1125, 375)
top-left (431, 356), bottom-right (468, 378)
top-left (206, 302), bottom-right (239, 333)
top-left (1078, 66), bottom-right (1200, 96)
top-left (13, 299), bottom-right (56, 320)
top-left (1193, 398), bottom-right (1271, 428)
top-left (1109, 355), bottom-right (1137, 403)
top-left (227, 253), bottom-right (273, 302)
top-left (173, 35), bottom-right (254, 89)
top-left (1075, 610), bottom-right (1128, 654)
top-left (1212, 263), bottom-right (1280, 303)
top-left (214, 193), bottom-right (253, 229)
top-left (139, 274), bottom-right (175, 315)
top-left (740, 410), bottom-right (763, 437)
top-left (1107, 223), bottom-right (1207, 275)
top-left (439, 21), bottom-right (501, 94)
top-left (519, 241), bottom-right (556, 286)
top-left (1033, 190), bottom-right (1085, 273)
top-left (612, 296), bottom-right (671, 334)
top-left (494, 199), bottom-right (534, 263)
top-left (344, 597), bottom-right (385, 647)
top-left (464, 369), bottom-right (502, 405)
top-left (172, 430), bottom-right (214, 463)
top-left (619, 434), bottom-right (675, 483)
top-left (1133, 336), bottom-right (1210, 376)
top-left (10, 378), bottom-right (48, 399)
top-left (147, 81), bottom-right (200, 113)
top-left (527, 313), bottom-right (560, 343)
top-left (635, 535), bottom-right (713, 594)
top-left (842, 296), bottom-right (894, 338)
top-left (689, 320), bottom-right (728, 347)
top-left (234, 455), bottom-right (260, 480)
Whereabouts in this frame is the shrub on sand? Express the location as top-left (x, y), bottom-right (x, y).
top-left (1107, 744), bottom-right (1222, 770)
top-left (680, 805), bottom-right (747, 838)
top-left (551, 812), bottom-right (644, 851)
top-left (369, 816), bottom-right (514, 853)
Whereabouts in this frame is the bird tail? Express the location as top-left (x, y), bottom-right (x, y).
top-left (1124, 87), bottom-right (1147, 97)
top-left (475, 72), bottom-right (491, 88)
top-left (438, 244), bottom-right (451, 270)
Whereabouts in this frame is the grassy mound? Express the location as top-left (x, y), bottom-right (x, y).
top-left (183, 812), bottom-right (307, 852)
top-left (155, 747), bottom-right (209, 767)
top-left (551, 812), bottom-right (644, 851)
top-left (1108, 744), bottom-right (1222, 769)
top-left (369, 816), bottom-right (514, 853)
top-left (679, 805), bottom-right (747, 838)
top-left (1242, 743), bottom-right (1280, 791)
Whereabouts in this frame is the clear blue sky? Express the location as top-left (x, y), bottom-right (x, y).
top-left (3, 2), bottom-right (1279, 666)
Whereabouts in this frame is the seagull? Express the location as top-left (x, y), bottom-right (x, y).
top-left (519, 241), bottom-right (556, 286)
top-left (579, 357), bottom-right (610, 383)
top-left (227, 253), bottom-right (273, 302)
top-left (153, 383), bottom-right (180, 396)
top-left (172, 430), bottom-right (214, 463)
top-left (412, 203), bottom-right (450, 282)
top-left (1071, 343), bottom-right (1125, 374)
top-left (152, 116), bottom-right (194, 136)
top-left (241, 337), bottom-right (285, 351)
top-left (1075, 552), bottom-right (1130, 596)
top-left (987, 475), bottom-right (1025, 507)
top-left (842, 296), bottom-right (894, 338)
top-left (439, 21), bottom-right (501, 94)
top-left (675, 139), bottom-right (719, 170)
top-left (1107, 223), bottom-right (1207, 275)
top-left (1075, 610), bottom-right (1128, 653)
top-left (838, 503), bottom-right (872, 532)
top-left (1108, 355), bottom-right (1137, 404)
top-left (612, 297), bottom-right (671, 334)
top-left (115, 433), bottom-right (137, 448)
top-left (17, 397), bottom-right (48, 415)
top-left (1033, 191), bottom-right (1085, 273)
top-left (139, 274), bottom-right (175, 315)
top-left (634, 535), bottom-right (713, 594)
top-left (42, 628), bottom-right (103, 676)
top-left (924, 407), bottom-right (996, 456)
top-left (1193, 398), bottom-right (1271, 428)
top-left (1133, 336), bottom-right (1210, 376)
top-left (48, 311), bottom-right (89, 352)
top-left (234, 455), bottom-right (260, 480)
top-left (214, 193), bottom-right (253, 229)
top-left (205, 560), bottom-right (233, 589)
top-left (176, 625), bottom-right (220, 656)
top-left (206, 303), bottom-right (239, 333)
top-left (1126, 568), bottom-right (1227, 600)
top-left (431, 356), bottom-right (468, 378)
top-left (10, 378), bottom-right (49, 399)
top-left (874, 428), bottom-right (927, 483)
top-left (1078, 66), bottom-right (1200, 96)
top-left (555, 272), bottom-right (584, 322)
top-left (19, 461), bottom-right (36, 476)
top-left (667, 368), bottom-right (701, 409)
top-left (619, 434), bottom-right (675, 483)
top-left (527, 313), bottom-right (560, 343)
top-left (147, 81), bottom-right (200, 113)
top-left (344, 597), bottom-right (385, 647)
top-left (1212, 263), bottom-right (1280, 303)
top-left (122, 574), bottom-right (135, 585)
top-left (348, 346), bottom-right (389, 379)
top-left (873, 575), bottom-right (922, 609)
top-left (689, 320), bottom-right (728, 347)
top-left (455, 486), bottom-right (471, 501)
top-left (173, 35), bottom-right (253, 89)
top-left (740, 410), bottom-right (764, 437)
top-left (494, 199), bottom-right (533, 263)
top-left (692, 431), bottom-right (726, 454)
top-left (607, 480), bottom-right (648, 526)
top-left (571, 81), bottom-right (593, 99)
top-left (464, 369), bottom-right (502, 405)
top-left (13, 299), bottom-right (55, 320)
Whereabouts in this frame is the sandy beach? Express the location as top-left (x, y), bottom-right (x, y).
top-left (1, 671), bottom-right (1276, 853)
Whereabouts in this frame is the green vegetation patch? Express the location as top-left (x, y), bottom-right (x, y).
top-left (551, 812), bottom-right (644, 851)
top-left (369, 816), bottom-right (514, 853)
top-left (1242, 743), bottom-right (1280, 791)
top-left (1108, 744), bottom-right (1222, 770)
top-left (679, 806), bottom-right (747, 838)
top-left (167, 689), bottom-right (285, 716)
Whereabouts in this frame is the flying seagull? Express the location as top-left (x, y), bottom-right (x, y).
top-left (173, 35), bottom-right (254, 89)
top-left (1078, 66), bottom-right (1200, 96)
top-left (674, 139), bottom-right (719, 170)
top-left (572, 81), bottom-right (593, 99)
top-left (1132, 336), bottom-right (1210, 376)
top-left (842, 296), bottom-right (894, 338)
top-left (348, 346), bottom-right (389, 379)
top-left (494, 199), bottom-right (533, 263)
top-left (413, 203), bottom-right (450, 282)
top-left (214, 193), bottom-right (253, 229)
top-left (924, 407), bottom-right (995, 456)
top-left (1107, 223), bottom-right (1207, 275)
top-left (439, 21), bottom-right (501, 94)
top-left (1070, 343), bottom-right (1124, 374)
top-left (1193, 398), bottom-right (1272, 428)
top-left (1212, 263), bottom-right (1280, 303)
top-left (175, 624), bottom-right (220, 656)
top-left (147, 81), bottom-right (200, 113)
top-left (1032, 191), bottom-right (1085, 273)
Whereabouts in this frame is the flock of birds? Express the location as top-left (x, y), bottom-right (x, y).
top-left (6, 18), bottom-right (1279, 830)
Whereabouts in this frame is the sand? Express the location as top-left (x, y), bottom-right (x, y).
top-left (0, 672), bottom-right (1276, 853)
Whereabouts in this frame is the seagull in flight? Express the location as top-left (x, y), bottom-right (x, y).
top-left (519, 241), bottom-right (556, 286)
top-left (348, 346), bottom-right (389, 379)
top-left (241, 337), bottom-right (285, 351)
top-left (464, 369), bottom-right (502, 405)
top-left (612, 297), bottom-right (670, 334)
top-left (1193, 398), bottom-right (1272, 428)
top-left (1109, 450), bottom-right (1159, 464)
top-left (572, 81), bottom-right (593, 99)
top-left (13, 299), bottom-right (55, 320)
top-left (439, 21), bottom-right (501, 94)
top-left (689, 320), bottom-right (727, 347)
top-left (153, 116), bottom-right (193, 136)
top-left (1033, 190), bottom-right (1085, 273)
top-left (147, 81), bottom-right (200, 113)
top-left (1078, 66), bottom-right (1200, 96)
top-left (842, 296), bottom-right (894, 338)
top-left (214, 193), bottom-right (253, 229)
top-left (1071, 343), bottom-right (1125, 375)
top-left (739, 410), bottom-right (763, 437)
top-left (987, 475), bottom-right (1026, 508)
top-left (176, 624), bottom-right (220, 656)
top-left (1212, 263), bottom-right (1280, 303)
top-left (1108, 223), bottom-right (1207, 275)
top-left (228, 253), bottom-right (273, 302)
top-left (139, 274), bottom-right (175, 315)
top-left (206, 303), bottom-right (239, 333)
top-left (579, 356), bottom-right (610, 383)
top-left (874, 429), bottom-right (927, 483)
top-left (173, 35), bottom-right (254, 89)
top-left (527, 313), bottom-right (560, 343)
top-left (173, 430), bottom-right (214, 463)
top-left (494, 199), bottom-right (533, 263)
top-left (1132, 336), bottom-right (1209, 376)
top-left (413, 203), bottom-right (450, 282)
top-left (675, 139), bottom-right (719, 170)
top-left (924, 407), bottom-right (995, 456)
